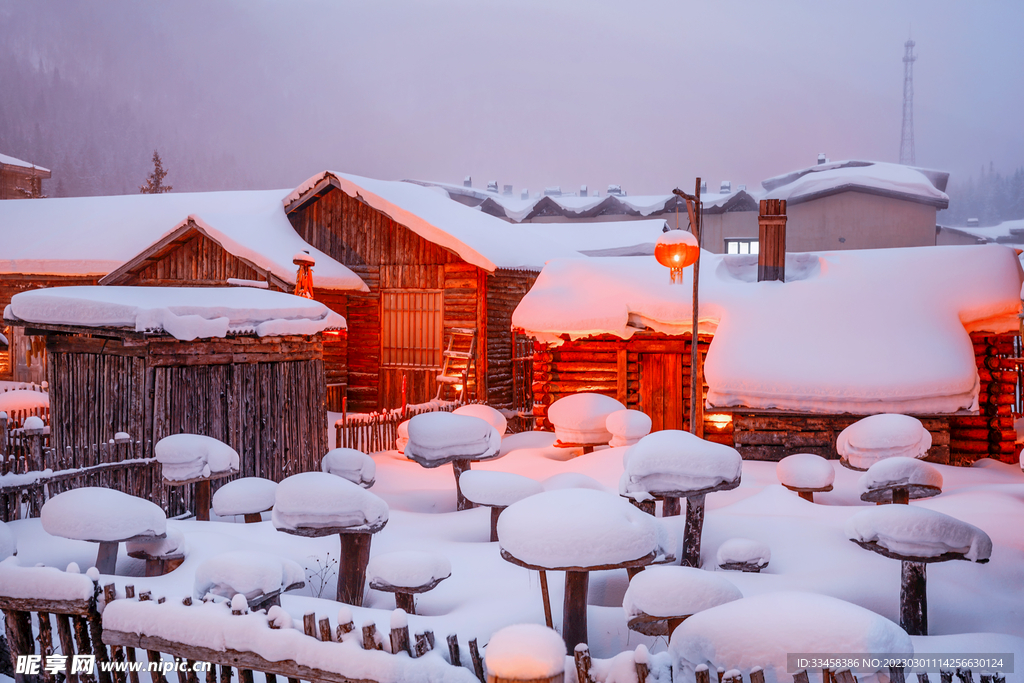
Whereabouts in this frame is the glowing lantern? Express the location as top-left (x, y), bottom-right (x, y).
top-left (654, 230), bottom-right (700, 284)
top-left (293, 251), bottom-right (315, 299)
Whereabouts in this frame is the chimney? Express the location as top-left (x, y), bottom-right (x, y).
top-left (720, 180), bottom-right (731, 194)
top-left (503, 184), bottom-right (513, 196)
top-left (521, 188), bottom-right (530, 200)
top-left (817, 153), bottom-right (827, 165)
top-left (580, 185), bottom-right (588, 198)
top-left (464, 176), bottom-right (472, 188)
top-left (699, 180), bottom-right (707, 194)
top-left (487, 180), bottom-right (498, 193)
top-left (757, 199), bottom-right (787, 282)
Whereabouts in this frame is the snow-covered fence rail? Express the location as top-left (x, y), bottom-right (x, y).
top-left (0, 454), bottom-right (159, 523)
top-left (335, 401), bottom-right (462, 452)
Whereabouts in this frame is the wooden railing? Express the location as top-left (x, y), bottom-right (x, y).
top-left (335, 401), bottom-right (461, 452)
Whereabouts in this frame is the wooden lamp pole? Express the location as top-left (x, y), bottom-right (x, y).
top-left (672, 179), bottom-right (704, 437)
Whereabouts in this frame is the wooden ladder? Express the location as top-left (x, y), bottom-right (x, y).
top-left (435, 327), bottom-right (476, 402)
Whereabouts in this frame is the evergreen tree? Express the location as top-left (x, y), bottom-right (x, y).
top-left (139, 150), bottom-right (172, 194)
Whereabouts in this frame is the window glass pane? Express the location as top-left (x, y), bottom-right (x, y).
top-left (382, 290), bottom-right (443, 367)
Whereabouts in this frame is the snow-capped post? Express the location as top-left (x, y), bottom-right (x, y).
top-left (847, 505), bottom-right (992, 635)
top-left (776, 453), bottom-right (835, 503)
top-left (619, 430), bottom-right (741, 567)
top-left (757, 198), bottom-right (787, 282)
top-left (0, 411), bottom-right (8, 458)
top-left (23, 415), bottom-right (46, 471)
top-left (485, 624), bottom-right (567, 683)
top-left (623, 566), bottom-right (742, 638)
top-left (367, 551), bottom-right (451, 615)
top-left (858, 457), bottom-right (942, 505)
top-left (293, 251), bottom-right (315, 299)
top-left (155, 434), bottom-right (241, 522)
top-left (272, 472), bottom-right (389, 606)
top-left (669, 179), bottom-right (704, 437)
top-left (459, 470), bottom-right (543, 542)
top-left (404, 412), bottom-right (504, 511)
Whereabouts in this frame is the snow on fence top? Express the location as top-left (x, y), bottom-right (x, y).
top-left (284, 171), bottom-right (585, 272)
top-left (0, 558), bottom-right (94, 602)
top-left (0, 188), bottom-right (290, 276)
top-left (761, 159), bottom-right (949, 208)
top-left (101, 213), bottom-right (367, 292)
top-left (5, 286), bottom-right (346, 341)
top-left (513, 244), bottom-right (1023, 414)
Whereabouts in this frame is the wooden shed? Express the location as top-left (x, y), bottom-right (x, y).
top-left (514, 245), bottom-right (1024, 465)
top-left (283, 171), bottom-right (582, 412)
top-left (0, 152), bottom-right (50, 200)
top-left (4, 286), bottom-right (343, 479)
top-left (99, 215), bottom-right (367, 411)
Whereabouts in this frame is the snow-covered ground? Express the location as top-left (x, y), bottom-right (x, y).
top-left (4, 430), bottom-right (1024, 680)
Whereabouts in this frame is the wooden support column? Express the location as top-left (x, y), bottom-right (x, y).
top-left (682, 494), bottom-right (706, 568)
top-left (901, 560), bottom-right (927, 636)
top-left (757, 199), bottom-right (787, 282)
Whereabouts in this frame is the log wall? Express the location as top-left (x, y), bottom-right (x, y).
top-left (0, 273), bottom-right (99, 380)
top-left (486, 270), bottom-right (537, 408)
top-left (531, 330), bottom-right (1021, 465)
top-left (45, 333), bottom-right (327, 482)
top-left (289, 187), bottom-right (499, 411)
top-left (0, 166), bottom-right (47, 200)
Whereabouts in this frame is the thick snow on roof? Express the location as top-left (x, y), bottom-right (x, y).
top-left (762, 160), bottom-right (949, 208)
top-left (104, 212), bottom-right (366, 292)
top-left (286, 172), bottom-right (584, 271)
top-left (514, 245), bottom-right (1023, 414)
top-left (0, 189), bottom-right (293, 275)
top-left (6, 286), bottom-right (346, 341)
top-left (539, 220), bottom-right (671, 256)
top-left (0, 152), bottom-right (49, 172)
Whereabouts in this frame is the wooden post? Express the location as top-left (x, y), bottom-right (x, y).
top-left (690, 178), bottom-right (704, 439)
top-left (0, 413), bottom-right (7, 459)
top-left (3, 609), bottom-right (34, 683)
top-left (695, 666), bottom-right (711, 683)
top-left (96, 541), bottom-right (119, 575)
top-left (562, 570), bottom-right (589, 653)
top-left (447, 634), bottom-right (461, 667)
top-left (390, 620), bottom-right (411, 656)
top-left (538, 570), bottom-right (553, 629)
top-left (27, 429), bottom-right (44, 472)
top-left (361, 624), bottom-right (381, 651)
top-left (37, 611), bottom-right (55, 683)
top-left (337, 532), bottom-right (373, 606)
top-left (395, 591), bottom-right (416, 615)
top-left (469, 638), bottom-right (485, 682)
top-left (900, 560), bottom-right (927, 636)
top-left (757, 199), bottom-right (787, 282)
top-left (798, 491), bottom-right (815, 503)
top-left (195, 479), bottom-right (212, 522)
top-left (453, 459), bottom-right (473, 511)
top-left (893, 487), bottom-right (910, 505)
top-left (682, 494), bottom-right (707, 567)
top-left (489, 506), bottom-right (505, 543)
top-left (574, 644), bottom-right (593, 683)
top-left (662, 496), bottom-right (681, 517)
top-left (55, 613), bottom-right (79, 683)
top-left (317, 617), bottom-right (333, 642)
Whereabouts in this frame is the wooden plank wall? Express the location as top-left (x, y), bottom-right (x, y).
top-left (46, 337), bottom-right (148, 460)
top-left (0, 168), bottom-right (45, 200)
top-left (289, 187), bottom-right (491, 411)
top-left (47, 334), bottom-right (327, 481)
top-left (486, 270), bottom-right (537, 408)
top-left (129, 231), bottom-right (267, 286)
top-left (0, 274), bottom-right (99, 380)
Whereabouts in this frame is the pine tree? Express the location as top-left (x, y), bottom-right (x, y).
top-left (139, 150), bottom-right (172, 194)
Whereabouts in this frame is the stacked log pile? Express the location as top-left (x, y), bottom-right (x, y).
top-left (949, 332), bottom-right (1019, 465)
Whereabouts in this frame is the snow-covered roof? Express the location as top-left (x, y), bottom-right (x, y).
top-left (513, 245), bottom-right (1023, 414)
top-left (0, 152), bottom-right (50, 173)
top-left (4, 286), bottom-right (346, 341)
top-left (539, 220), bottom-right (672, 257)
top-left (284, 172), bottom-right (585, 272)
top-left (100, 213), bottom-right (367, 292)
top-left (762, 160), bottom-right (949, 208)
top-left (406, 179), bottom-right (759, 223)
top-left (0, 189), bottom-right (291, 276)
top-left (941, 218), bottom-right (1024, 245)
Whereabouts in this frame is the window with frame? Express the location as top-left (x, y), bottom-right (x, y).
top-left (725, 238), bottom-right (759, 255)
top-left (381, 289), bottom-right (443, 367)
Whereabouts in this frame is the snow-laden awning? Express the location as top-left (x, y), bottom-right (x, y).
top-left (285, 172), bottom-right (585, 272)
top-left (5, 286), bottom-right (346, 341)
top-left (0, 152), bottom-right (50, 173)
top-left (513, 244), bottom-right (1023, 415)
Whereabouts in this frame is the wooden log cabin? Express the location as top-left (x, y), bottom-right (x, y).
top-left (99, 214), bottom-right (367, 411)
top-left (513, 245), bottom-right (1024, 465)
top-left (282, 172), bottom-right (582, 412)
top-left (0, 188), bottom-right (300, 384)
top-left (4, 286), bottom-right (343, 479)
top-left (0, 152), bottom-right (50, 200)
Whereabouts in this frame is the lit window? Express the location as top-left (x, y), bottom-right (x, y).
top-left (725, 239), bottom-right (759, 255)
top-left (381, 290), bottom-right (443, 367)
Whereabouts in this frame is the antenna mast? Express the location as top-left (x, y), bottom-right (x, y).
top-left (899, 38), bottom-right (917, 165)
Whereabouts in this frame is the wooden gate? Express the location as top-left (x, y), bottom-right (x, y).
top-left (639, 353), bottom-right (685, 432)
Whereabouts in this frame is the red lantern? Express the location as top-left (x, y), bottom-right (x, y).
top-left (654, 230), bottom-right (700, 283)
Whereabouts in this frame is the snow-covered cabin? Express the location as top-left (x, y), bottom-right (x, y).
top-left (513, 245), bottom-right (1024, 464)
top-left (283, 171), bottom-right (582, 411)
top-left (3, 286), bottom-right (342, 477)
top-left (0, 152), bottom-right (51, 200)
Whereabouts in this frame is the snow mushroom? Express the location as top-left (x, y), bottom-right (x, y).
top-left (836, 414), bottom-right (931, 470)
top-left (546, 392), bottom-right (626, 448)
top-left (775, 453), bottom-right (835, 502)
top-left (321, 448), bottom-right (376, 488)
top-left (212, 477), bottom-right (278, 522)
top-left (453, 403), bottom-right (508, 435)
top-left (857, 456), bottom-right (942, 504)
top-left (366, 550), bottom-right (451, 615)
top-left (623, 566), bottom-right (742, 637)
top-left (458, 470), bottom-right (543, 542)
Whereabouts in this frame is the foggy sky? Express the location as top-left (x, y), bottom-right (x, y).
top-left (2, 0), bottom-right (1022, 195)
